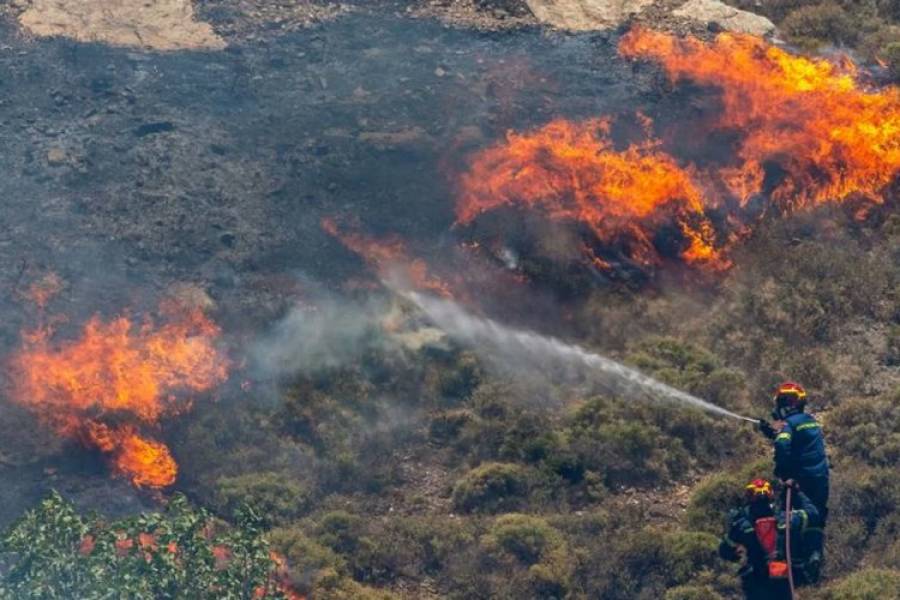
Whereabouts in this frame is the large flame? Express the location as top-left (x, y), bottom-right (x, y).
top-left (455, 31), bottom-right (898, 274)
top-left (456, 117), bottom-right (725, 268)
top-left (619, 28), bottom-right (900, 209)
top-left (9, 302), bottom-right (229, 488)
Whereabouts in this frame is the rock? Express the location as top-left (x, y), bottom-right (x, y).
top-left (673, 0), bottom-right (775, 36)
top-left (46, 146), bottom-right (67, 165)
top-left (358, 127), bottom-right (432, 150)
top-left (525, 0), bottom-right (654, 30)
top-left (17, 0), bottom-right (225, 51)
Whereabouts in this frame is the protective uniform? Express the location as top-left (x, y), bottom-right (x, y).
top-left (769, 382), bottom-right (830, 524)
top-left (719, 480), bottom-right (822, 600)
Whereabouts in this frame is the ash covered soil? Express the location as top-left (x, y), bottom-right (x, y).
top-left (0, 7), bottom-right (660, 524)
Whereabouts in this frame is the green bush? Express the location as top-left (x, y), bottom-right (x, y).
top-left (831, 467), bottom-right (900, 533)
top-left (481, 514), bottom-right (573, 598)
top-left (665, 584), bottom-right (724, 600)
top-left (828, 394), bottom-right (900, 467)
top-left (685, 472), bottom-right (745, 534)
top-left (429, 409), bottom-right (475, 443)
top-left (886, 42), bottom-right (900, 81)
top-left (315, 511), bottom-right (366, 555)
top-left (627, 337), bottom-right (748, 412)
top-left (568, 405), bottom-right (691, 487)
top-left (214, 471), bottom-right (310, 525)
top-left (268, 527), bottom-right (345, 590)
top-left (451, 462), bottom-right (531, 513)
top-left (0, 492), bottom-right (286, 599)
top-left (600, 529), bottom-right (720, 599)
top-left (821, 568), bottom-right (900, 599)
top-left (310, 568), bottom-right (399, 600)
top-left (782, 1), bottom-right (858, 48)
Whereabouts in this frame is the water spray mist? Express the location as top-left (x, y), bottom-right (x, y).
top-left (405, 291), bottom-right (757, 423)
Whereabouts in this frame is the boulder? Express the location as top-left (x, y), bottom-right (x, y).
top-left (525, 0), bottom-right (654, 30)
top-left (673, 0), bottom-right (776, 36)
top-left (17, 0), bottom-right (225, 51)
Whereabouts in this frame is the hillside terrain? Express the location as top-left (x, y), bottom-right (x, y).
top-left (0, 1), bottom-right (898, 599)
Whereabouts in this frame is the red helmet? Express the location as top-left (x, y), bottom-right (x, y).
top-left (772, 381), bottom-right (807, 419)
top-left (745, 478), bottom-right (774, 504)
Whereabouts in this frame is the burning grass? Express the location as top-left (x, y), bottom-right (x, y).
top-left (7, 301), bottom-right (229, 488)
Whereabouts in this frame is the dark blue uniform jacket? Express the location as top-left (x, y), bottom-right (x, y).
top-left (774, 413), bottom-right (828, 481)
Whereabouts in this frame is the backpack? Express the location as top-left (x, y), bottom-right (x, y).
top-left (753, 516), bottom-right (789, 579)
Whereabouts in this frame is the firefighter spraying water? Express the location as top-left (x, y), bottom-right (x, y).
top-left (402, 291), bottom-right (831, 598)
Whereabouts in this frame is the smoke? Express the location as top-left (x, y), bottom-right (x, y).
top-left (404, 290), bottom-right (755, 422)
top-left (247, 289), bottom-right (447, 381)
top-left (248, 296), bottom-right (382, 379)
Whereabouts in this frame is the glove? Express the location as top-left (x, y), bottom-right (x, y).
top-left (758, 419), bottom-right (776, 440)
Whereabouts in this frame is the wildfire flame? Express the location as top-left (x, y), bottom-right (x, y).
top-left (619, 28), bottom-right (900, 209)
top-left (322, 217), bottom-right (454, 296)
top-left (8, 302), bottom-right (229, 488)
top-left (455, 30), bottom-right (898, 273)
top-left (455, 117), bottom-right (726, 269)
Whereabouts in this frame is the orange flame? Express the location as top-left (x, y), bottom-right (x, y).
top-left (8, 303), bottom-right (229, 488)
top-left (456, 118), bottom-right (726, 268)
top-left (322, 217), bottom-right (454, 295)
top-left (619, 28), bottom-right (900, 209)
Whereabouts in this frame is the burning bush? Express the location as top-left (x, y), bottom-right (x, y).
top-left (453, 29), bottom-right (898, 282)
top-left (7, 301), bottom-right (229, 488)
top-left (455, 118), bottom-right (725, 271)
top-left (619, 28), bottom-right (900, 210)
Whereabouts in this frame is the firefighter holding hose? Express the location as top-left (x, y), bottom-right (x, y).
top-left (720, 479), bottom-right (822, 600)
top-left (758, 382), bottom-right (830, 525)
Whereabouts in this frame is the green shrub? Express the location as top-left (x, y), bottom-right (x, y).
top-left (214, 471), bottom-right (310, 525)
top-left (831, 467), bottom-right (900, 532)
top-left (310, 568), bottom-right (399, 600)
top-left (782, 1), bottom-right (858, 48)
top-left (452, 462), bottom-right (531, 513)
top-left (821, 568), bottom-right (900, 600)
top-left (601, 528), bottom-right (720, 599)
top-left (828, 394), bottom-right (900, 466)
top-left (627, 337), bottom-right (749, 412)
top-left (665, 584), bottom-right (724, 600)
top-left (866, 513), bottom-right (900, 569)
top-left (481, 514), bottom-right (573, 598)
top-left (569, 410), bottom-right (690, 487)
top-left (685, 472), bottom-right (744, 534)
top-left (268, 527), bottom-right (345, 590)
top-left (886, 42), bottom-right (900, 81)
top-left (315, 511), bottom-right (366, 555)
top-left (0, 492), bottom-right (285, 599)
top-left (429, 409), bottom-right (475, 443)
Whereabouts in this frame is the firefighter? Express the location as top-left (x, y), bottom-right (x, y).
top-left (757, 382), bottom-right (830, 525)
top-left (719, 479), bottom-right (822, 600)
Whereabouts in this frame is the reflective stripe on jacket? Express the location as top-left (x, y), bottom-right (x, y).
top-left (774, 413), bottom-right (829, 481)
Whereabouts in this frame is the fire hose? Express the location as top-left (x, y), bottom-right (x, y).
top-left (786, 484), bottom-right (796, 600)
